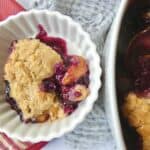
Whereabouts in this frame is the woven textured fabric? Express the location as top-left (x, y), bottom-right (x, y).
top-left (19, 0), bottom-right (120, 149)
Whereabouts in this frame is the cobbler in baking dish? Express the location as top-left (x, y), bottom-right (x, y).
top-left (122, 27), bottom-right (150, 150)
top-left (116, 3), bottom-right (150, 149)
top-left (4, 25), bottom-right (89, 123)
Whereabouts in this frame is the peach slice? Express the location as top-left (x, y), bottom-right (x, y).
top-left (62, 56), bottom-right (88, 85)
top-left (62, 84), bottom-right (89, 102)
top-left (71, 84), bottom-right (89, 102)
top-left (36, 114), bottom-right (49, 123)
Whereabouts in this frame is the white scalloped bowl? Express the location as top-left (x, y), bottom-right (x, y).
top-left (0, 10), bottom-right (101, 142)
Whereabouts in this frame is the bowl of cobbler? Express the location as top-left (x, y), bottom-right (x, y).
top-left (0, 10), bottom-right (101, 142)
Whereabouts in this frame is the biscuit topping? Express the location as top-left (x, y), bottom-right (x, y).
top-left (4, 39), bottom-right (65, 122)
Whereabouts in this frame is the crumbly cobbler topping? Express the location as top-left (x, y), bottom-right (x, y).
top-left (123, 93), bottom-right (150, 150)
top-left (4, 39), bottom-right (66, 121)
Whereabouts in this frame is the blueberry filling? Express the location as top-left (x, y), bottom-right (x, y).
top-left (134, 56), bottom-right (150, 97)
top-left (8, 40), bottom-right (17, 53)
top-left (63, 103), bottom-right (77, 115)
top-left (54, 62), bottom-right (66, 84)
top-left (5, 81), bottom-right (23, 121)
top-left (40, 77), bottom-right (57, 92)
top-left (36, 25), bottom-right (67, 60)
top-left (77, 71), bottom-right (89, 87)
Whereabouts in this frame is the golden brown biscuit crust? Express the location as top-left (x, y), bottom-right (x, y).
top-left (4, 39), bottom-right (65, 122)
top-left (123, 93), bottom-right (150, 150)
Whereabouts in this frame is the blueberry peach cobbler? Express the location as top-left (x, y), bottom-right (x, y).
top-left (116, 4), bottom-right (150, 150)
top-left (122, 27), bottom-right (150, 149)
top-left (4, 25), bottom-right (89, 123)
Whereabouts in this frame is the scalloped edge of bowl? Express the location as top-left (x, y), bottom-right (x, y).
top-left (0, 10), bottom-right (102, 142)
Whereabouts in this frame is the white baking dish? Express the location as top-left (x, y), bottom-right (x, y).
top-left (103, 0), bottom-right (128, 150)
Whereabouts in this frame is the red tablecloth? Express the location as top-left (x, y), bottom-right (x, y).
top-left (0, 0), bottom-right (48, 149)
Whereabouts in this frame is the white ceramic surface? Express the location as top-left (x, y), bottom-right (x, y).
top-left (103, 0), bottom-right (128, 150)
top-left (0, 10), bottom-right (101, 142)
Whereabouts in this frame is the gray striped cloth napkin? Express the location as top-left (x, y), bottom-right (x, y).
top-left (16, 0), bottom-right (120, 149)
